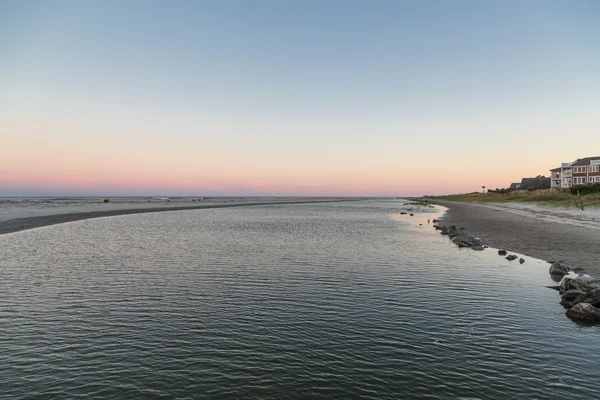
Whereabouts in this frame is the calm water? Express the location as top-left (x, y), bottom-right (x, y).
top-left (1, 200), bottom-right (598, 399)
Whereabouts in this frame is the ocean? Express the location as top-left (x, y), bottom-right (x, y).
top-left (1, 200), bottom-right (598, 399)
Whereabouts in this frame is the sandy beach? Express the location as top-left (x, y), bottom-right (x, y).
top-left (0, 197), bottom-right (359, 236)
top-left (433, 200), bottom-right (600, 275)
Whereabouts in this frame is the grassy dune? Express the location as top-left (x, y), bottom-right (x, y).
top-left (426, 189), bottom-right (600, 208)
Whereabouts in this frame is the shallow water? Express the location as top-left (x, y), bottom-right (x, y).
top-left (1, 200), bottom-right (598, 399)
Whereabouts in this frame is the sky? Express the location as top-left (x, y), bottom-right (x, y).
top-left (1, 0), bottom-right (599, 196)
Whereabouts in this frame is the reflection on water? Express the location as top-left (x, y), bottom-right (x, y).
top-left (1, 200), bottom-right (598, 399)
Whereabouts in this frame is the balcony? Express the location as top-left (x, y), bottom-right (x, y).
top-left (562, 171), bottom-right (572, 177)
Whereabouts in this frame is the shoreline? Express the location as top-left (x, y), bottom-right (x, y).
top-left (0, 198), bottom-right (360, 236)
top-left (432, 200), bottom-right (600, 276)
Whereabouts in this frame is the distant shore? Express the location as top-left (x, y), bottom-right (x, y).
top-left (432, 200), bottom-right (600, 276)
top-left (0, 197), bottom-right (361, 236)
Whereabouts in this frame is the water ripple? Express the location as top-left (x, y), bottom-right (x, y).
top-left (1, 201), bottom-right (599, 399)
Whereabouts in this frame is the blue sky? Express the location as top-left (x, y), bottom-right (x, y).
top-left (1, 0), bottom-right (599, 196)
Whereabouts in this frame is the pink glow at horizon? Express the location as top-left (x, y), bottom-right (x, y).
top-left (2, 2), bottom-right (599, 197)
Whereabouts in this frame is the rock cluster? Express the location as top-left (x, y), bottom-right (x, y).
top-left (433, 223), bottom-right (487, 250)
top-left (556, 273), bottom-right (600, 322)
top-left (432, 223), bottom-right (526, 260)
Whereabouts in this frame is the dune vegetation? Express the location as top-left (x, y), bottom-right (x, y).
top-left (426, 189), bottom-right (600, 208)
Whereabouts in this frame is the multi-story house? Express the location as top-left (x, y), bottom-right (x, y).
top-left (550, 156), bottom-right (600, 188)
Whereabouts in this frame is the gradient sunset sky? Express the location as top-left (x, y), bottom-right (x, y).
top-left (1, 0), bottom-right (599, 196)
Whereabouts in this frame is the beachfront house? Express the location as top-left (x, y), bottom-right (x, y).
top-left (550, 156), bottom-right (600, 188)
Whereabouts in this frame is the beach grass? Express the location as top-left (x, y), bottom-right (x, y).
top-left (426, 189), bottom-right (600, 208)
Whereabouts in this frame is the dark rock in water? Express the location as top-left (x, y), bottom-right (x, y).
top-left (562, 289), bottom-right (587, 302)
top-left (560, 299), bottom-right (574, 308)
top-left (573, 267), bottom-right (585, 273)
top-left (505, 255), bottom-right (518, 261)
top-left (547, 260), bottom-right (557, 264)
top-left (559, 277), bottom-right (573, 293)
top-left (410, 213), bottom-right (414, 216)
top-left (566, 303), bottom-right (600, 321)
top-left (498, 249), bottom-right (507, 256)
top-left (519, 258), bottom-right (525, 264)
top-left (451, 232), bottom-right (484, 249)
top-left (459, 227), bottom-right (466, 230)
top-left (103, 199), bottom-right (110, 203)
top-left (400, 212), bottom-right (407, 215)
top-left (466, 235), bottom-right (483, 246)
top-left (546, 285), bottom-right (561, 291)
top-left (432, 219), bottom-right (438, 223)
top-left (568, 275), bottom-right (600, 292)
top-left (573, 288), bottom-right (600, 307)
top-left (549, 262), bottom-right (569, 276)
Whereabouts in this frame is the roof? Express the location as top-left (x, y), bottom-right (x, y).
top-left (509, 182), bottom-right (521, 190)
top-left (520, 177), bottom-right (551, 190)
top-left (550, 167), bottom-right (561, 172)
top-left (571, 156), bottom-right (600, 166)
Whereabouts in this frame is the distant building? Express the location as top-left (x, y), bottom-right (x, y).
top-left (519, 177), bottom-right (551, 190)
top-left (508, 182), bottom-right (521, 191)
top-left (550, 156), bottom-right (600, 188)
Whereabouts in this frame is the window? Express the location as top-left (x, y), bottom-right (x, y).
top-left (574, 177), bottom-right (587, 184)
top-left (574, 166), bottom-right (587, 173)
top-left (590, 165), bottom-right (599, 173)
top-left (590, 176), bottom-right (600, 183)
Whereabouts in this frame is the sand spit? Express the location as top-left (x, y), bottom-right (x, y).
top-left (0, 197), bottom-right (360, 235)
top-left (432, 200), bottom-right (600, 276)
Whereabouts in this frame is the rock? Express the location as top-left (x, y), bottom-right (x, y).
top-left (466, 235), bottom-right (483, 246)
top-left (505, 255), bottom-right (518, 261)
top-left (432, 219), bottom-right (438, 223)
top-left (573, 267), bottom-right (585, 273)
top-left (572, 288), bottom-right (600, 307)
top-left (566, 303), bottom-right (600, 321)
top-left (546, 285), bottom-right (561, 291)
top-left (400, 212), bottom-right (407, 215)
top-left (103, 199), bottom-right (110, 203)
top-left (471, 245), bottom-right (485, 251)
top-left (560, 299), bottom-right (573, 308)
top-left (409, 213), bottom-right (414, 216)
top-left (498, 249), bottom-right (507, 256)
top-left (549, 262), bottom-right (569, 276)
top-left (568, 275), bottom-right (600, 292)
top-left (562, 289), bottom-right (587, 302)
top-left (559, 277), bottom-right (573, 293)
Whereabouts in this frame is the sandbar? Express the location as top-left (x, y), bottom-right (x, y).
top-left (0, 197), bottom-right (360, 236)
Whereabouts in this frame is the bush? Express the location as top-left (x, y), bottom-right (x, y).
top-left (570, 183), bottom-right (600, 196)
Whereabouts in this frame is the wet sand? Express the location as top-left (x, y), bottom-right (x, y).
top-left (433, 200), bottom-right (600, 275)
top-left (0, 198), bottom-right (358, 236)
